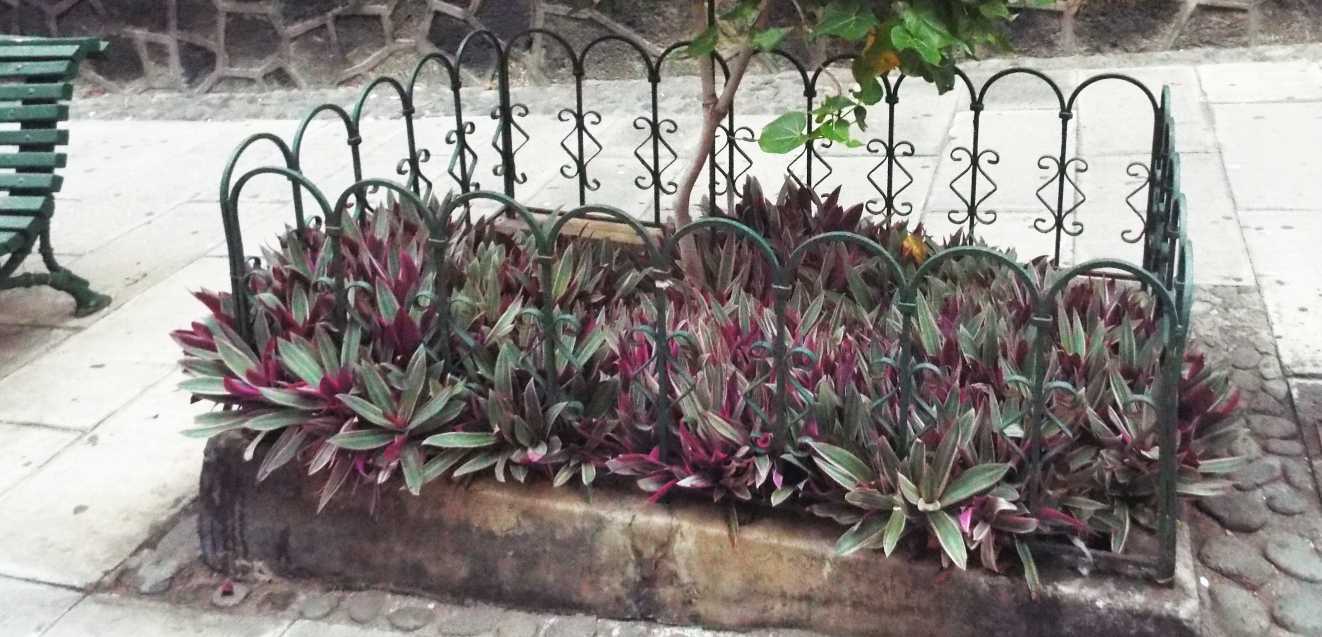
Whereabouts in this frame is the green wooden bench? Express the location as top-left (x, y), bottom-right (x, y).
top-left (0, 36), bottom-right (110, 317)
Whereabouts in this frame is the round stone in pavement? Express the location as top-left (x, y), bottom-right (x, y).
top-left (1264, 534), bottom-right (1322, 582)
top-left (1199, 492), bottom-right (1270, 533)
top-left (1283, 461), bottom-right (1317, 492)
top-left (1273, 589), bottom-right (1322, 634)
top-left (1231, 345), bottom-right (1262, 370)
top-left (347, 591), bottom-right (387, 623)
top-left (1267, 488), bottom-right (1309, 516)
top-left (1248, 415), bottom-right (1297, 439)
top-left (388, 606), bottom-right (434, 632)
top-left (1200, 535), bottom-right (1276, 589)
top-left (1234, 459), bottom-right (1282, 491)
top-left (300, 592), bottom-right (339, 620)
top-left (1264, 438), bottom-right (1305, 457)
top-left (1209, 582), bottom-right (1271, 637)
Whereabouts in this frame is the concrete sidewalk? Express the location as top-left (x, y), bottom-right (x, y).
top-left (1, 49), bottom-right (1320, 636)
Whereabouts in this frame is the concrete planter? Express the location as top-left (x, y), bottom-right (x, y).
top-left (199, 432), bottom-right (1200, 636)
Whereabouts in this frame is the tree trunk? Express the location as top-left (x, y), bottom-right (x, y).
top-left (671, 0), bottom-right (769, 281)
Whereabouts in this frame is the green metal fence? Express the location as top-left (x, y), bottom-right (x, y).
top-left (216, 36), bottom-right (1190, 580)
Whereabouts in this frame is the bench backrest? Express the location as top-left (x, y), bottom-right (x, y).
top-left (0, 37), bottom-right (105, 201)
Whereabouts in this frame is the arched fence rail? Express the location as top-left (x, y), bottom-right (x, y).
top-left (216, 34), bottom-right (1191, 583)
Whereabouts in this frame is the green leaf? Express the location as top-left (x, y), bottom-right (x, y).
top-left (452, 450), bottom-right (501, 478)
top-left (751, 27), bottom-right (789, 51)
top-left (182, 410), bottom-right (249, 438)
top-left (771, 486), bottom-right (795, 507)
top-left (759, 112), bottom-right (809, 154)
top-left (360, 365), bottom-right (396, 414)
top-left (258, 387), bottom-right (323, 410)
top-left (401, 444), bottom-right (424, 496)
top-left (835, 514), bottom-right (887, 556)
top-left (844, 487), bottom-right (895, 511)
top-left (914, 292), bottom-right (942, 355)
top-left (398, 346), bottom-right (428, 422)
top-left (685, 25), bottom-right (718, 58)
top-left (336, 394), bottom-right (393, 428)
top-left (409, 382), bottom-right (465, 430)
top-left (257, 426), bottom-right (306, 482)
top-left (246, 409), bottom-right (311, 432)
top-left (816, 0), bottom-right (880, 41)
top-left (927, 510), bottom-right (967, 570)
top-left (939, 463), bottom-right (1011, 508)
top-left (808, 440), bottom-right (876, 489)
top-left (882, 509), bottom-right (906, 556)
top-left (215, 332), bottom-right (258, 379)
top-left (327, 429), bottom-right (395, 450)
top-left (1016, 539), bottom-right (1041, 598)
top-left (179, 376), bottom-right (229, 397)
top-left (422, 431), bottom-right (499, 448)
top-left (278, 337), bottom-right (324, 386)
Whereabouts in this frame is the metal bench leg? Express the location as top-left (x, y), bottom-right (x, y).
top-left (37, 226), bottom-right (110, 317)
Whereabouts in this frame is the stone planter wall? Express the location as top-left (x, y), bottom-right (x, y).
top-left (199, 432), bottom-right (1201, 636)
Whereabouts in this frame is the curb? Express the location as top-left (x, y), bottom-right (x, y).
top-left (198, 432), bottom-right (1201, 636)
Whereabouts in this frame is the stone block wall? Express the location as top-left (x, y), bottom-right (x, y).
top-left (0, 0), bottom-right (1313, 94)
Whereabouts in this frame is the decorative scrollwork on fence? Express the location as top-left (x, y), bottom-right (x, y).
top-left (865, 139), bottom-right (916, 220)
top-left (397, 147), bottom-right (433, 193)
top-left (712, 124), bottom-right (756, 197)
top-left (557, 108), bottom-right (605, 193)
top-left (1033, 156), bottom-right (1089, 237)
top-left (491, 103), bottom-right (531, 185)
top-left (632, 116), bottom-right (680, 195)
top-left (947, 146), bottom-right (1001, 228)
top-left (445, 122), bottom-right (480, 192)
top-left (1122, 162), bottom-right (1151, 244)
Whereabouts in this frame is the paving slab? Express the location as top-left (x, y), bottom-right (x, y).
top-left (1212, 102), bottom-right (1322, 211)
top-left (42, 594), bottom-right (289, 637)
top-left (927, 110), bottom-right (1081, 215)
top-left (1074, 153), bottom-right (1252, 285)
top-left (0, 372), bottom-right (206, 587)
top-left (1075, 66), bottom-right (1215, 155)
top-left (0, 359), bottom-right (172, 431)
top-left (33, 257), bottom-right (229, 367)
top-left (0, 576), bottom-right (83, 637)
top-left (0, 325), bottom-right (74, 378)
top-left (1198, 61), bottom-right (1322, 104)
top-left (1240, 210), bottom-right (1322, 376)
top-left (0, 423), bottom-right (78, 495)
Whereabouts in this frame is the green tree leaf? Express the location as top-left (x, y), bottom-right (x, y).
top-left (816, 1), bottom-right (880, 41)
top-left (759, 112), bottom-right (809, 153)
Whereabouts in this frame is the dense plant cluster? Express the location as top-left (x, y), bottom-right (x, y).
top-left (176, 180), bottom-right (1242, 585)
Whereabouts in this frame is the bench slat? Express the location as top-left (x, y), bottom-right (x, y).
top-left (0, 153), bottom-right (66, 169)
top-left (0, 129), bottom-right (68, 146)
top-left (0, 195), bottom-right (51, 215)
top-left (0, 82), bottom-right (72, 101)
top-left (0, 45), bottom-right (85, 61)
top-left (0, 173), bottom-right (61, 191)
top-left (0, 215), bottom-right (44, 254)
top-left (0, 104), bottom-right (69, 123)
top-left (0, 60), bottom-right (76, 79)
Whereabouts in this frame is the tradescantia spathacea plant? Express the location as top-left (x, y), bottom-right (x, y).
top-left (175, 179), bottom-right (1244, 589)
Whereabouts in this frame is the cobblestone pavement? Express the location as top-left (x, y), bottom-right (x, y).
top-left (2, 45), bottom-right (1322, 636)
